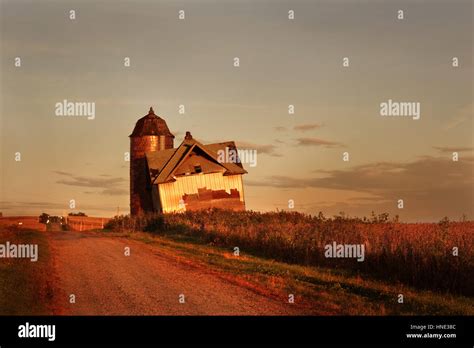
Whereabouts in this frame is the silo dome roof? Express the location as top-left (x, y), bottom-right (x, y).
top-left (129, 107), bottom-right (175, 138)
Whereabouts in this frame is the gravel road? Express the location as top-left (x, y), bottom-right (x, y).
top-left (49, 231), bottom-right (307, 315)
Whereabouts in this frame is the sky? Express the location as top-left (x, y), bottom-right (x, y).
top-left (0, 0), bottom-right (472, 221)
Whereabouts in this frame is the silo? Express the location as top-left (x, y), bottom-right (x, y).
top-left (129, 107), bottom-right (174, 215)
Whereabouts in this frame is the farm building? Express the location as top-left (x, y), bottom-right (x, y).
top-left (130, 107), bottom-right (247, 215)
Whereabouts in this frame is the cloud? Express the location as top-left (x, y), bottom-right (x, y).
top-left (246, 176), bottom-right (313, 189)
top-left (443, 102), bottom-right (472, 130)
top-left (53, 171), bottom-right (127, 196)
top-left (102, 188), bottom-right (128, 195)
top-left (274, 124), bottom-right (324, 132)
top-left (249, 157), bottom-right (473, 193)
top-left (0, 200), bottom-right (122, 216)
top-left (293, 123), bottom-right (323, 132)
top-left (0, 201), bottom-right (68, 209)
top-left (246, 156), bottom-right (474, 220)
top-left (295, 137), bottom-right (344, 148)
top-left (433, 146), bottom-right (473, 153)
top-left (56, 176), bottom-right (125, 188)
top-left (236, 141), bottom-right (282, 157)
top-left (347, 196), bottom-right (391, 203)
top-left (53, 170), bottom-right (73, 176)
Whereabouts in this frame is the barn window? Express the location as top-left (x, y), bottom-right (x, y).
top-left (194, 165), bottom-right (202, 173)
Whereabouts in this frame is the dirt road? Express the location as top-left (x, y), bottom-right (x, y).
top-left (49, 231), bottom-right (305, 315)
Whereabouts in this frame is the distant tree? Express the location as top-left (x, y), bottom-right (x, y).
top-left (316, 211), bottom-right (326, 221)
top-left (438, 216), bottom-right (451, 231)
top-left (333, 211), bottom-right (347, 221)
top-left (438, 216), bottom-right (451, 238)
top-left (68, 212), bottom-right (87, 217)
top-left (370, 211), bottom-right (377, 223)
top-left (377, 212), bottom-right (389, 223)
top-left (39, 213), bottom-right (50, 224)
top-left (49, 216), bottom-right (63, 223)
top-left (439, 216), bottom-right (450, 225)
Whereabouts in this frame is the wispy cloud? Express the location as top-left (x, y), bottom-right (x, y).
top-left (246, 156), bottom-right (474, 219)
top-left (443, 102), bottom-right (472, 130)
top-left (53, 171), bottom-right (127, 196)
top-left (236, 141), bottom-right (282, 157)
top-left (433, 146), bottom-right (473, 153)
top-left (293, 123), bottom-right (323, 132)
top-left (295, 137), bottom-right (344, 148)
top-left (0, 201), bottom-right (69, 210)
top-left (0, 200), bottom-right (121, 215)
top-left (102, 188), bottom-right (128, 195)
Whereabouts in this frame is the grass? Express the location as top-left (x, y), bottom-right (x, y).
top-left (105, 209), bottom-right (474, 296)
top-left (115, 230), bottom-right (474, 315)
top-left (0, 226), bottom-right (55, 315)
top-left (0, 218), bottom-right (471, 316)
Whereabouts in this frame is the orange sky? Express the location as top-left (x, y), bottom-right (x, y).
top-left (1, 0), bottom-right (472, 221)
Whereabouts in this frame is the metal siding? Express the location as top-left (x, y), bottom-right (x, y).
top-left (238, 176), bottom-right (245, 203)
top-left (158, 173), bottom-right (244, 213)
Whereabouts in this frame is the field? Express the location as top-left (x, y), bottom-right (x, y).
top-left (105, 209), bottom-right (474, 297)
top-left (0, 226), bottom-right (55, 314)
top-left (126, 229), bottom-right (474, 315)
top-left (0, 216), bottom-right (46, 231)
top-left (0, 210), bottom-right (472, 315)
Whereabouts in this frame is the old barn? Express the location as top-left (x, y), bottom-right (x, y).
top-left (130, 107), bottom-right (247, 215)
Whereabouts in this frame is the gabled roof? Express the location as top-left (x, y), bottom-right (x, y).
top-left (174, 152), bottom-right (225, 176)
top-left (146, 134), bottom-right (247, 184)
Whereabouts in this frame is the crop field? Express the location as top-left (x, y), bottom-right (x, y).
top-left (105, 209), bottom-right (474, 296)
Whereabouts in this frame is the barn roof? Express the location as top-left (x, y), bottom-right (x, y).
top-left (129, 107), bottom-right (175, 138)
top-left (146, 132), bottom-right (247, 184)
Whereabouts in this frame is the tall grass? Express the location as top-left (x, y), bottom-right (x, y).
top-left (105, 209), bottom-right (474, 296)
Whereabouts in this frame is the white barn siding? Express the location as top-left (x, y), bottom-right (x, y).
top-left (158, 173), bottom-right (244, 213)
